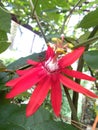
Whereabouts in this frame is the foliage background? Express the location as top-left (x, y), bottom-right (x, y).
top-left (0, 0), bottom-right (98, 130)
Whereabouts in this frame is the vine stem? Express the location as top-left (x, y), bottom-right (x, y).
top-left (29, 0), bottom-right (48, 43)
top-left (63, 87), bottom-right (79, 122)
top-left (71, 56), bottom-right (84, 120)
top-left (61, 115), bottom-right (86, 127)
top-left (61, 0), bottom-right (82, 34)
top-left (71, 25), bottom-right (98, 123)
top-left (73, 35), bottom-right (98, 49)
top-left (92, 115), bottom-right (98, 130)
top-left (31, 0), bottom-right (39, 17)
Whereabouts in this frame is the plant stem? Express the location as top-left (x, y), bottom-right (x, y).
top-left (71, 25), bottom-right (98, 123)
top-left (71, 56), bottom-right (84, 120)
top-left (92, 115), bottom-right (98, 130)
top-left (61, 0), bottom-right (82, 34)
top-left (63, 87), bottom-right (79, 122)
top-left (29, 0), bottom-right (48, 43)
top-left (31, 0), bottom-right (39, 17)
top-left (88, 66), bottom-right (98, 90)
top-left (73, 35), bottom-right (98, 49)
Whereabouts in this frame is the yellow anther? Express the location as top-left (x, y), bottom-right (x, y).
top-left (56, 48), bottom-right (66, 55)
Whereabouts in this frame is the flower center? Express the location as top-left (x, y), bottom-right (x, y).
top-left (44, 58), bottom-right (59, 72)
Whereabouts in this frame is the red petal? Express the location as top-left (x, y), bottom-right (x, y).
top-left (59, 47), bottom-right (85, 68)
top-left (60, 74), bottom-right (98, 98)
top-left (16, 60), bottom-right (39, 76)
top-left (62, 68), bottom-right (96, 81)
top-left (6, 78), bottom-right (20, 88)
top-left (6, 69), bottom-right (32, 87)
top-left (46, 45), bottom-right (55, 60)
top-left (6, 66), bottom-right (41, 87)
top-left (51, 74), bottom-right (62, 116)
top-left (26, 76), bottom-right (51, 117)
top-left (27, 59), bottom-right (39, 66)
top-left (16, 68), bottom-right (32, 76)
top-left (6, 67), bottom-right (47, 98)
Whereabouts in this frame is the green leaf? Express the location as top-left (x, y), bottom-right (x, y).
top-left (32, 0), bottom-right (70, 24)
top-left (0, 104), bottom-right (78, 130)
top-left (78, 32), bottom-right (91, 43)
top-left (0, 30), bottom-right (11, 53)
top-left (0, 124), bottom-right (25, 130)
top-left (78, 8), bottom-right (98, 29)
top-left (0, 52), bottom-right (45, 90)
top-left (7, 51), bottom-right (45, 70)
top-left (83, 50), bottom-right (98, 69)
top-left (0, 41), bottom-right (10, 53)
top-left (0, 91), bottom-right (10, 104)
top-left (0, 7), bottom-right (11, 32)
top-left (0, 60), bottom-right (6, 72)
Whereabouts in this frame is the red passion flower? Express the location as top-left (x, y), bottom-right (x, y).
top-left (6, 45), bottom-right (98, 117)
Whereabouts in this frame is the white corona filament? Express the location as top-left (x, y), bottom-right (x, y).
top-left (45, 58), bottom-right (59, 72)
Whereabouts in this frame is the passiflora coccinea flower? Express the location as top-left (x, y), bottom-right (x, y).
top-left (6, 45), bottom-right (98, 117)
